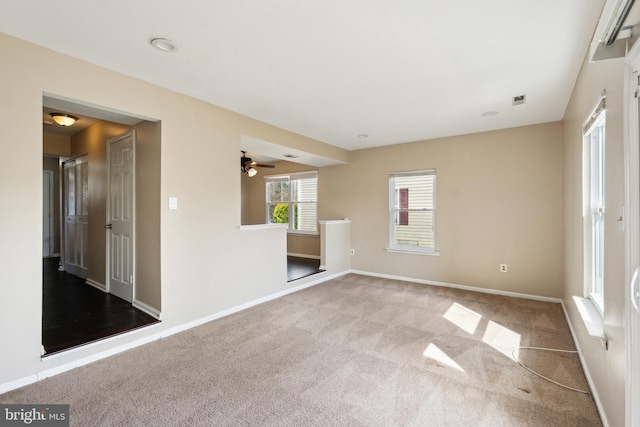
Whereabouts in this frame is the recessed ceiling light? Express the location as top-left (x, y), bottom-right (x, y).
top-left (481, 111), bottom-right (498, 117)
top-left (283, 154), bottom-right (299, 159)
top-left (357, 134), bottom-right (369, 138)
top-left (150, 38), bottom-right (177, 52)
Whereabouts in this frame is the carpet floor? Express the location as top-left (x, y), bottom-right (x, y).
top-left (1, 274), bottom-right (601, 426)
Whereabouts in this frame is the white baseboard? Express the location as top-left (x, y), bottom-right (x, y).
top-left (133, 300), bottom-right (161, 320)
top-left (159, 269), bottom-right (346, 339)
top-left (349, 270), bottom-right (562, 303)
top-left (287, 252), bottom-right (321, 260)
top-left (0, 269), bottom-right (349, 395)
top-left (85, 278), bottom-right (106, 292)
top-left (5, 268), bottom-right (569, 396)
top-left (560, 302), bottom-right (609, 427)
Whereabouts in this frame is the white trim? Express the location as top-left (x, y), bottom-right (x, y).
top-left (384, 248), bottom-right (440, 256)
top-left (560, 302), bottom-right (609, 427)
top-left (624, 40), bottom-right (640, 427)
top-left (133, 300), bottom-right (161, 320)
top-left (85, 278), bottom-right (106, 292)
top-left (287, 253), bottom-right (321, 260)
top-left (264, 170), bottom-right (318, 181)
top-left (571, 296), bottom-right (606, 339)
top-left (287, 232), bottom-right (320, 237)
top-left (0, 269), bottom-right (348, 395)
top-left (43, 170), bottom-right (54, 258)
top-left (239, 223), bottom-right (288, 231)
top-left (318, 219), bottom-right (351, 225)
top-left (349, 270), bottom-right (561, 303)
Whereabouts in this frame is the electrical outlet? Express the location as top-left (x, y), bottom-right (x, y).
top-left (499, 264), bottom-right (508, 273)
top-left (169, 197), bottom-right (178, 210)
top-left (350, 249), bottom-right (355, 256)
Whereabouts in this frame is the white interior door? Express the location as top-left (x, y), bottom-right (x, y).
top-left (63, 156), bottom-right (89, 278)
top-left (43, 170), bottom-right (53, 258)
top-left (107, 130), bottom-right (135, 303)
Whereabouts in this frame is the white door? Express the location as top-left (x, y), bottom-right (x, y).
top-left (63, 156), bottom-right (89, 278)
top-left (107, 130), bottom-right (135, 303)
top-left (43, 170), bottom-right (54, 258)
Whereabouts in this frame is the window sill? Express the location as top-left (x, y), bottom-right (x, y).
top-left (385, 247), bottom-right (440, 256)
top-left (572, 296), bottom-right (605, 339)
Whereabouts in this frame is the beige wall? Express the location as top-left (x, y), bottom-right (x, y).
top-left (43, 132), bottom-right (70, 157)
top-left (562, 54), bottom-right (626, 427)
top-left (319, 123), bottom-right (565, 298)
top-left (0, 32), bottom-right (347, 386)
top-left (242, 123), bottom-right (564, 297)
top-left (135, 120), bottom-right (162, 311)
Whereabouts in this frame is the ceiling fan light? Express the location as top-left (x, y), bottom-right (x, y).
top-left (247, 167), bottom-right (258, 177)
top-left (50, 113), bottom-right (78, 127)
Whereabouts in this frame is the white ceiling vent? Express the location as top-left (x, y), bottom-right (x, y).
top-left (512, 95), bottom-right (526, 106)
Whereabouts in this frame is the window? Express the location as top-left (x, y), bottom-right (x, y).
top-left (265, 171), bottom-right (318, 234)
top-left (583, 97), bottom-right (605, 314)
top-left (388, 170), bottom-right (437, 253)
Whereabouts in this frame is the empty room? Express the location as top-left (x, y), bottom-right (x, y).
top-left (0, 1), bottom-right (639, 426)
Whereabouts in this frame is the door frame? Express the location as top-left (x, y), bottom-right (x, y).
top-left (624, 40), bottom-right (640, 427)
top-left (43, 170), bottom-right (54, 258)
top-left (105, 130), bottom-right (136, 301)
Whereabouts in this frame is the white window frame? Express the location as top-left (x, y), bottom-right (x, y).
top-left (387, 169), bottom-right (438, 255)
top-left (583, 97), bottom-right (606, 316)
top-left (265, 171), bottom-right (318, 235)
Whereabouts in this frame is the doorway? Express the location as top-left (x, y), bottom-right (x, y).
top-left (42, 96), bottom-right (162, 354)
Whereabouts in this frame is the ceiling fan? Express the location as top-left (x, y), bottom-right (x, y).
top-left (241, 151), bottom-right (275, 177)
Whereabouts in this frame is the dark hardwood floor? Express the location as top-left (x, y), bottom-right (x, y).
top-left (41, 255), bottom-right (319, 355)
top-left (287, 256), bottom-right (324, 282)
top-left (42, 257), bottom-right (159, 355)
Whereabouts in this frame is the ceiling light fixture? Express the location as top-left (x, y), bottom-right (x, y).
top-left (50, 113), bottom-right (78, 126)
top-left (150, 38), bottom-right (177, 52)
top-left (357, 134), bottom-right (369, 138)
top-left (247, 167), bottom-right (258, 177)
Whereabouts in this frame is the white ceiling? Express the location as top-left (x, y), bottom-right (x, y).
top-left (2, 1), bottom-right (605, 152)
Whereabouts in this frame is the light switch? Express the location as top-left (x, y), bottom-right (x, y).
top-left (169, 197), bottom-right (178, 210)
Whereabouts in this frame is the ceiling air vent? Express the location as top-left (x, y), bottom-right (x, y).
top-left (283, 154), bottom-right (299, 159)
top-left (512, 95), bottom-right (526, 106)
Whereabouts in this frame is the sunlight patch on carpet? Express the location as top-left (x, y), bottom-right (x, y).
top-left (443, 302), bottom-right (482, 335)
top-left (482, 320), bottom-right (521, 359)
top-left (423, 343), bottom-right (465, 372)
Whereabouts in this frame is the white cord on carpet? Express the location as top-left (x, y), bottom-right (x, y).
top-left (512, 346), bottom-right (589, 394)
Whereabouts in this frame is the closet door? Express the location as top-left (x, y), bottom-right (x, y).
top-left (63, 156), bottom-right (89, 279)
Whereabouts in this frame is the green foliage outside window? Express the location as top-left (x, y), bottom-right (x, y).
top-left (272, 203), bottom-right (289, 224)
top-left (272, 203), bottom-right (298, 228)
